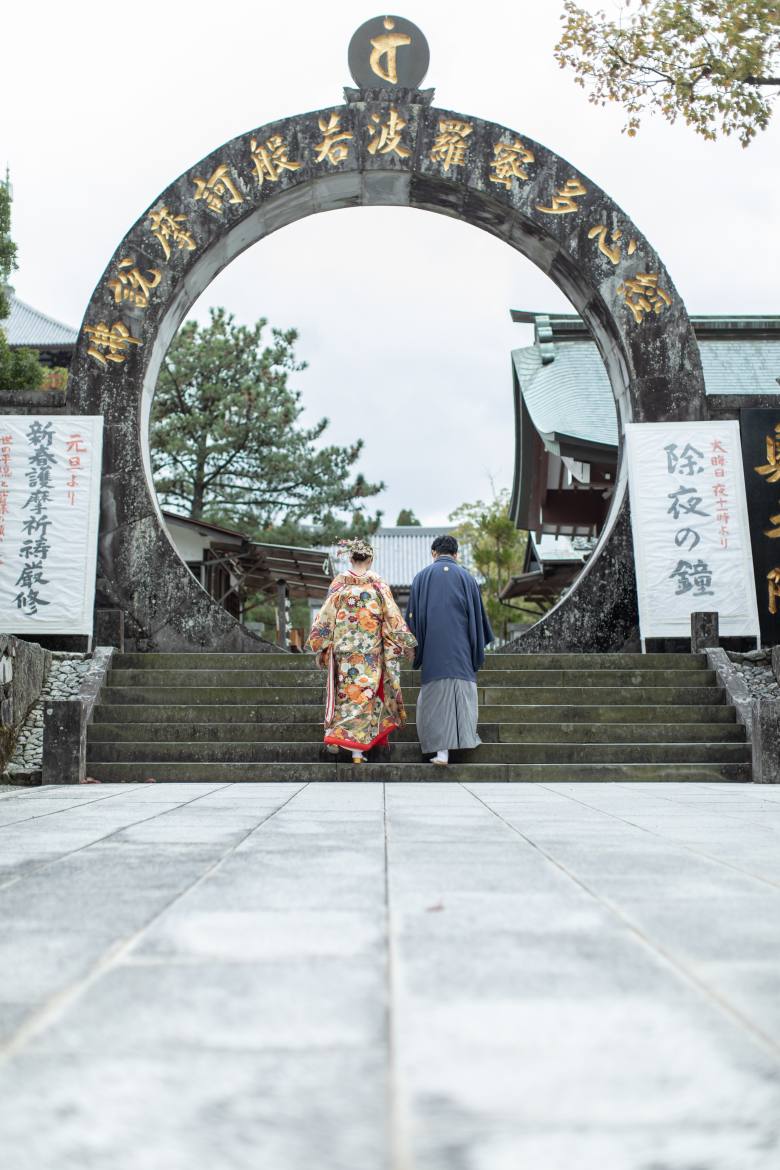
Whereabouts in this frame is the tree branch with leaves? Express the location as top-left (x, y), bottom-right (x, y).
top-left (449, 489), bottom-right (529, 641)
top-left (555, 0), bottom-right (780, 146)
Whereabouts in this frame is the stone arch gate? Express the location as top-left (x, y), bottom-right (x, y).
top-left (68, 88), bottom-right (705, 652)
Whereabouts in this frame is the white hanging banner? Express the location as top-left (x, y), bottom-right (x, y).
top-left (0, 416), bottom-right (103, 636)
top-left (625, 421), bottom-right (759, 642)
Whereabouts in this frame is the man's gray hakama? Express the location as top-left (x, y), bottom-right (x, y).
top-left (406, 554), bottom-right (494, 757)
top-left (416, 678), bottom-right (481, 754)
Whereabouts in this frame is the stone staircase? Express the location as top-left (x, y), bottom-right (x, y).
top-left (85, 652), bottom-right (752, 782)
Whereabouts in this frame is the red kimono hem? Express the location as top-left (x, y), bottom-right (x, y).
top-left (324, 725), bottom-right (398, 752)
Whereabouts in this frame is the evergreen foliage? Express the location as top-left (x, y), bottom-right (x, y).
top-left (151, 308), bottom-right (383, 536)
top-left (0, 177), bottom-right (44, 391)
top-left (0, 180), bottom-right (17, 322)
top-left (395, 508), bottom-right (421, 526)
top-left (252, 509), bottom-right (382, 549)
top-left (0, 339), bottom-right (44, 391)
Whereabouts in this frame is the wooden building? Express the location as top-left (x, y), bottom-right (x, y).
top-left (163, 511), bottom-right (334, 647)
top-left (504, 311), bottom-right (780, 600)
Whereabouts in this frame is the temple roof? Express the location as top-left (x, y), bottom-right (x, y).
top-left (511, 312), bottom-right (780, 453)
top-left (512, 345), bottom-right (618, 452)
top-left (699, 334), bottom-right (780, 396)
top-left (3, 292), bottom-right (78, 350)
top-left (331, 526), bottom-right (480, 590)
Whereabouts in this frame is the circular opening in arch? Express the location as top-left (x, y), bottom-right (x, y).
top-left (147, 203), bottom-right (621, 639)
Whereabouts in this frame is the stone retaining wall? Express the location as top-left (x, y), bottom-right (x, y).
top-left (6, 653), bottom-right (94, 783)
top-left (706, 646), bottom-right (780, 783)
top-left (0, 636), bottom-right (52, 776)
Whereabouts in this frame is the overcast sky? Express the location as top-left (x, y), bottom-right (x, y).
top-left (5, 0), bottom-right (779, 525)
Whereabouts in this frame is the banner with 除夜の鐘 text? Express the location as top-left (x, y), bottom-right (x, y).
top-left (625, 421), bottom-right (759, 641)
top-left (0, 417), bottom-right (103, 636)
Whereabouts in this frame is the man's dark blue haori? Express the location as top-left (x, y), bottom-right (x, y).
top-left (406, 556), bottom-right (494, 685)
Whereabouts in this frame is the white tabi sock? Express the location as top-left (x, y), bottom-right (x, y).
top-left (352, 751), bottom-right (366, 762)
top-left (435, 749), bottom-right (449, 764)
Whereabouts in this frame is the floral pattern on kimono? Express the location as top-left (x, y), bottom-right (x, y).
top-left (306, 571), bottom-right (417, 751)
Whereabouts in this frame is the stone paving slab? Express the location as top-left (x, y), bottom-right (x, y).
top-left (0, 782), bottom-right (778, 1169)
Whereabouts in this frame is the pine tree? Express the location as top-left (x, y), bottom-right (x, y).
top-left (0, 174), bottom-right (43, 391)
top-left (151, 308), bottom-right (383, 533)
top-left (0, 175), bottom-right (17, 322)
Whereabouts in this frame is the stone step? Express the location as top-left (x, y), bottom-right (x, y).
top-left (86, 740), bottom-right (751, 765)
top-left (82, 760), bottom-right (751, 783)
top-left (97, 685), bottom-right (725, 707)
top-left (86, 720), bottom-right (748, 744)
top-left (105, 667), bottom-right (716, 689)
top-left (86, 648), bottom-right (746, 783)
top-left (90, 703), bottom-right (738, 725)
top-left (112, 651), bottom-right (708, 671)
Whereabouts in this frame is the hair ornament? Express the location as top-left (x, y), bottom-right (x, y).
top-left (337, 537), bottom-right (374, 559)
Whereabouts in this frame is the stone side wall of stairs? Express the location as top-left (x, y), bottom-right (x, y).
top-left (85, 653), bottom-right (751, 782)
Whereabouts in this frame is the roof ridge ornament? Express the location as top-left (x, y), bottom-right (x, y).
top-left (535, 315), bottom-right (556, 366)
top-left (346, 14), bottom-right (433, 104)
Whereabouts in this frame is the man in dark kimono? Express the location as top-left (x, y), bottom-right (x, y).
top-left (406, 534), bottom-right (494, 766)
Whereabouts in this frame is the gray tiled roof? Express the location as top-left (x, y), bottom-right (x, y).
top-left (513, 345), bottom-right (618, 447)
top-left (330, 526), bottom-right (480, 590)
top-left (513, 334), bottom-right (780, 449)
top-left (700, 340), bottom-right (780, 396)
top-left (3, 293), bottom-right (78, 349)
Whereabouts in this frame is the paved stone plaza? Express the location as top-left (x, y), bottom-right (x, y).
top-left (0, 781), bottom-right (779, 1169)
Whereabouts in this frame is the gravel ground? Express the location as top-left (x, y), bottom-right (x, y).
top-left (727, 648), bottom-right (780, 699)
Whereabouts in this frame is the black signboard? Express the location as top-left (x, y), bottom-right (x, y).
top-left (740, 408), bottom-right (780, 645)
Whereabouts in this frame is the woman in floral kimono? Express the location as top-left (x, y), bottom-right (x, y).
top-left (307, 537), bottom-right (417, 764)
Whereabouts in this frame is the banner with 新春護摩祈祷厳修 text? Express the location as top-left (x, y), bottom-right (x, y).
top-left (625, 421), bottom-right (759, 642)
top-left (0, 417), bottom-right (103, 636)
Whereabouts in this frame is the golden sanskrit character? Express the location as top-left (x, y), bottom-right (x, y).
top-left (617, 272), bottom-right (672, 323)
top-left (84, 321), bottom-right (142, 367)
top-left (430, 119), bottom-right (473, 171)
top-left (193, 163), bottom-right (244, 214)
top-left (765, 510), bottom-right (780, 538)
top-left (249, 135), bottom-right (302, 185)
top-left (535, 178), bottom-right (587, 215)
top-left (366, 108), bottom-right (411, 158)
top-left (768, 567), bottom-right (780, 614)
top-left (754, 423), bottom-right (780, 483)
top-left (369, 16), bottom-right (412, 84)
top-left (108, 258), bottom-right (161, 309)
top-left (489, 138), bottom-right (535, 188)
top-left (148, 207), bottom-right (196, 262)
top-left (587, 224), bottom-right (638, 265)
top-left (314, 113), bottom-right (354, 165)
